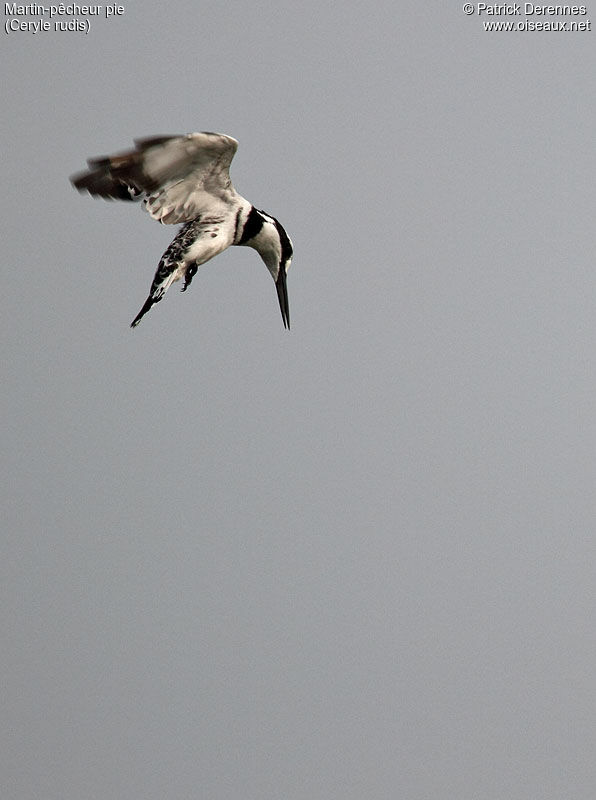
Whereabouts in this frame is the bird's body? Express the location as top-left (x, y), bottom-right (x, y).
top-left (70, 132), bottom-right (292, 328)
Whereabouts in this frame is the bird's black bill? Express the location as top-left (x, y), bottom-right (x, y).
top-left (276, 268), bottom-right (290, 330)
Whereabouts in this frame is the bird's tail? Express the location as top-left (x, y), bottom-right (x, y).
top-left (130, 258), bottom-right (185, 328)
top-left (130, 295), bottom-right (158, 328)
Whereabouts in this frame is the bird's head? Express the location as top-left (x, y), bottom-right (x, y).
top-left (244, 208), bottom-right (293, 328)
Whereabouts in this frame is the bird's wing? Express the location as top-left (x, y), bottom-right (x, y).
top-left (71, 132), bottom-right (239, 224)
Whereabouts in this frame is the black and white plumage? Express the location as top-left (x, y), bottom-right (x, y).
top-left (70, 132), bottom-right (293, 329)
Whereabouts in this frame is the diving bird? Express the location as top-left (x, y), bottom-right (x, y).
top-left (70, 132), bottom-right (292, 329)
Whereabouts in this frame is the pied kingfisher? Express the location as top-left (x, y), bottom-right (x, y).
top-left (71, 132), bottom-right (293, 329)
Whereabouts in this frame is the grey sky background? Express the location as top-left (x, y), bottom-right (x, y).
top-left (2, 2), bottom-right (595, 798)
